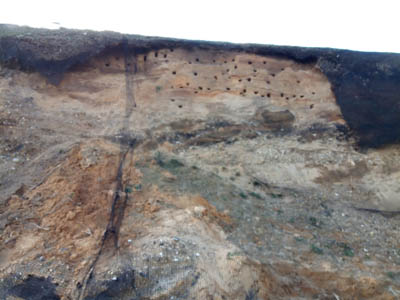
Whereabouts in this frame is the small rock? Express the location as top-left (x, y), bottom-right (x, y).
top-left (66, 211), bottom-right (76, 220)
top-left (194, 206), bottom-right (206, 216)
top-left (162, 171), bottom-right (177, 182)
top-left (364, 260), bottom-right (378, 267)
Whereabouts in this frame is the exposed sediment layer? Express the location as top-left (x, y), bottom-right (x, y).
top-left (1, 24), bottom-right (400, 148)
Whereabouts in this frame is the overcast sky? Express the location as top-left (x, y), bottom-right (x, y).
top-left (1, 0), bottom-right (399, 53)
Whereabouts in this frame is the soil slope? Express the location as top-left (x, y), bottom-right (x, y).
top-left (0, 25), bottom-right (400, 299)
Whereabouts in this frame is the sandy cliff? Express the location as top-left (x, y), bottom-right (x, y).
top-left (0, 25), bottom-right (399, 299)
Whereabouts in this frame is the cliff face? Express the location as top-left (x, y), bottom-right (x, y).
top-left (0, 25), bottom-right (399, 299)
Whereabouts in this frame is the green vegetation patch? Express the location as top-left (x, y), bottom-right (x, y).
top-left (227, 251), bottom-right (242, 260)
top-left (337, 242), bottom-right (355, 257)
top-left (249, 192), bottom-right (263, 199)
top-left (310, 244), bottom-right (324, 255)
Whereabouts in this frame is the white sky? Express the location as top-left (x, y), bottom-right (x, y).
top-left (1, 0), bottom-right (399, 53)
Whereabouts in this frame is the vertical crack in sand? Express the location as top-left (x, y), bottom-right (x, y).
top-left (124, 38), bottom-right (137, 112)
top-left (77, 39), bottom-right (137, 300)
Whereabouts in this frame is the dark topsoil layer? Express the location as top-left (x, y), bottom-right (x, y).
top-left (1, 24), bottom-right (400, 149)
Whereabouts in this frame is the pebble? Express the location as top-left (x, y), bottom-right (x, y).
top-left (194, 206), bottom-right (206, 215)
top-left (364, 260), bottom-right (378, 267)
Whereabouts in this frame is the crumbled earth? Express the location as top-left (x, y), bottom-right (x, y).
top-left (0, 25), bottom-right (400, 299)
